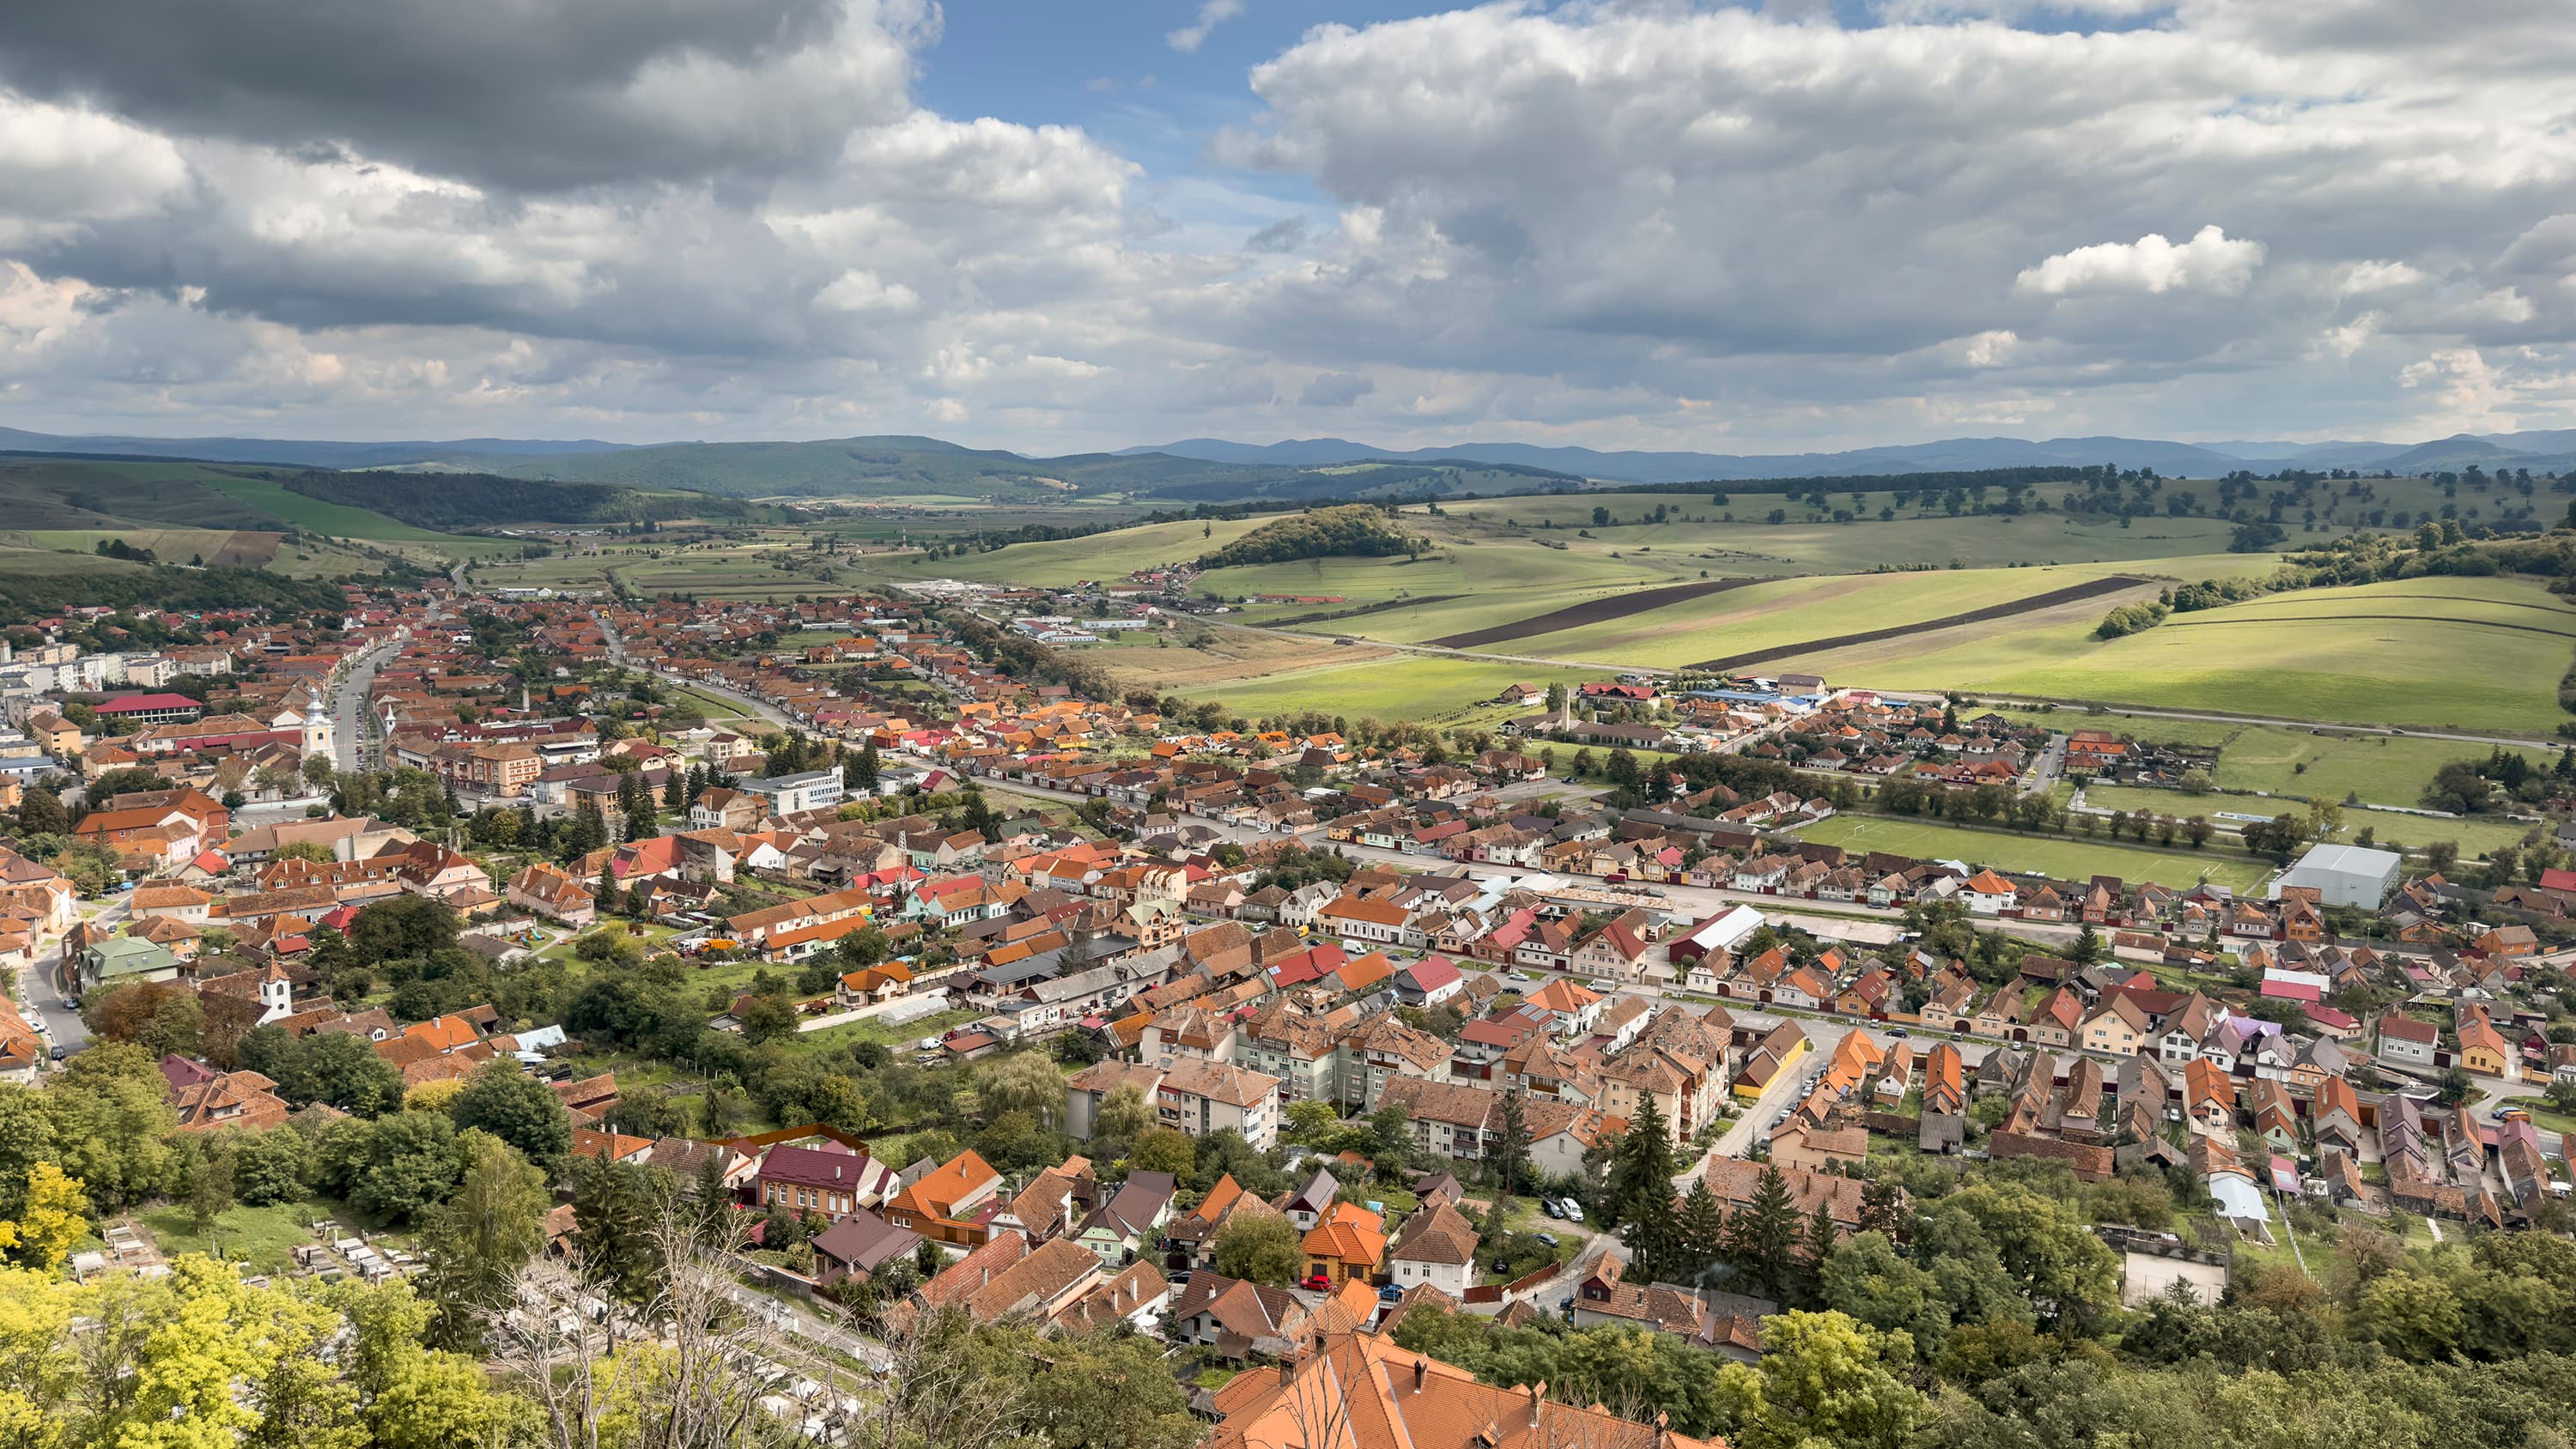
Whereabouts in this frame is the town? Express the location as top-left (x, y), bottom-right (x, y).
top-left (5, 559), bottom-right (2574, 1449)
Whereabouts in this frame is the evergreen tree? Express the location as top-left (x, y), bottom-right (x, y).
top-left (1798, 1201), bottom-right (1840, 1307)
top-left (1600, 1094), bottom-right (1674, 1230)
top-left (683, 763), bottom-right (707, 807)
top-left (848, 740), bottom-right (880, 791)
top-left (1490, 1088), bottom-right (1534, 1203)
top-left (2070, 920), bottom-right (2104, 967)
top-left (1676, 1173), bottom-right (1726, 1282)
top-left (664, 770), bottom-right (687, 812)
top-left (1723, 1164), bottom-right (1803, 1302)
top-left (568, 799), bottom-right (606, 858)
top-left (597, 858), bottom-right (620, 916)
top-left (1856, 1176), bottom-right (1909, 1240)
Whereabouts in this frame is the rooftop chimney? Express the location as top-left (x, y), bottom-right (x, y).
top-left (1528, 1382), bottom-right (1546, 1428)
top-left (1412, 1360), bottom-right (1425, 1394)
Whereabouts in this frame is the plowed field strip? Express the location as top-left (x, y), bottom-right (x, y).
top-left (1686, 576), bottom-right (2148, 672)
top-left (2166, 613), bottom-right (2576, 639)
top-left (1428, 577), bottom-right (1760, 649)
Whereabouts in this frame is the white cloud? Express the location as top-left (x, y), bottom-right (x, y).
top-left (8, 1), bottom-right (2576, 448)
top-left (2339, 259), bottom-right (2426, 295)
top-left (2016, 226), bottom-right (2266, 297)
top-left (1167, 0), bottom-right (1244, 54)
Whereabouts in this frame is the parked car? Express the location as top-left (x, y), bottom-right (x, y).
top-left (1535, 1233), bottom-right (1559, 1248)
top-left (1377, 1283), bottom-right (1404, 1302)
top-left (1303, 1273), bottom-right (1330, 1290)
top-left (1540, 1198), bottom-right (1564, 1220)
top-left (1886, 1027), bottom-right (1909, 1038)
top-left (1558, 1198), bottom-right (1585, 1223)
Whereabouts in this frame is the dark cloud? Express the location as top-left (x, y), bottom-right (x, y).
top-left (0, 0), bottom-right (904, 191)
top-left (1297, 370), bottom-right (1373, 406)
top-left (1244, 216), bottom-right (1309, 252)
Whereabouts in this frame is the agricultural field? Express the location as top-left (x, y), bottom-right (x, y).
top-left (1175, 651), bottom-right (1593, 724)
top-left (2076, 783), bottom-right (2544, 861)
top-left (1816, 574), bottom-right (2576, 734)
top-left (844, 516), bottom-right (1275, 588)
top-left (1091, 626), bottom-right (1397, 695)
top-left (1473, 564), bottom-right (2163, 671)
top-left (1790, 815), bottom-right (2273, 892)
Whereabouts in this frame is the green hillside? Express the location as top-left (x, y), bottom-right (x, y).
top-left (276, 470), bottom-right (746, 529)
top-left (489, 436), bottom-right (1583, 505)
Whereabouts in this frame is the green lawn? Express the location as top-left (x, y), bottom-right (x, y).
top-left (781, 1006), bottom-right (982, 1057)
top-left (1792, 815), bottom-right (2271, 891)
top-left (2080, 783), bottom-right (2543, 861)
top-left (137, 1199), bottom-right (333, 1273)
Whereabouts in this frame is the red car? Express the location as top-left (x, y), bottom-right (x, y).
top-left (1303, 1273), bottom-right (1330, 1290)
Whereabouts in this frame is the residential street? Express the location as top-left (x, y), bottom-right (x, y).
top-left (331, 640), bottom-right (398, 773)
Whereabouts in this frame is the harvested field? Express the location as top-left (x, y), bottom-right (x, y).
top-left (1272, 594), bottom-right (1465, 627)
top-left (1428, 577), bottom-right (1759, 649)
top-left (1686, 576), bottom-right (2148, 671)
top-left (1099, 628), bottom-right (1394, 693)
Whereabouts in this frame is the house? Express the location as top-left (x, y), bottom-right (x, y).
top-left (811, 1210), bottom-right (924, 1286)
top-left (2377, 1013), bottom-right (2439, 1069)
top-left (506, 861), bottom-right (595, 926)
top-left (1300, 1201), bottom-right (1388, 1287)
top-left (1166, 1272), bottom-right (1310, 1358)
top-left (1962, 870), bottom-right (2016, 916)
top-left (1770, 1120), bottom-right (1868, 1174)
top-left (1280, 1166), bottom-right (1341, 1231)
top-left (2456, 1005), bottom-right (2514, 1077)
top-left (1206, 1332), bottom-right (1717, 1449)
top-left (1527, 977), bottom-right (1605, 1035)
top-left (1385, 1198), bottom-right (1479, 1299)
top-left (170, 1069), bottom-right (291, 1131)
top-left (884, 1149), bottom-right (1007, 1246)
top-left (751, 1143), bottom-right (900, 1222)
top-left (1073, 1169), bottom-right (1176, 1265)
top-left (1164, 1173), bottom-right (1283, 1270)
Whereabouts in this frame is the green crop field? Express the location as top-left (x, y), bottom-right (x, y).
top-left (1792, 815), bottom-right (2272, 892)
top-left (845, 517), bottom-right (1276, 588)
top-left (1806, 574), bottom-right (2576, 733)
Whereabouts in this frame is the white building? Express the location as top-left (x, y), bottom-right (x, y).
top-left (2274, 844), bottom-right (2403, 908)
top-left (739, 768), bottom-right (845, 815)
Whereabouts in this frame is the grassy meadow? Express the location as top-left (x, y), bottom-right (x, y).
top-left (1791, 815), bottom-right (2273, 893)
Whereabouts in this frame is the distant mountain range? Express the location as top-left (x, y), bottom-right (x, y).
top-left (1120, 431), bottom-right (2576, 483)
top-left (5, 421), bottom-right (2573, 494)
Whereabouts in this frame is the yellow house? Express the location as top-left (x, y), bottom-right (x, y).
top-left (1734, 1022), bottom-right (1808, 1100)
top-left (2456, 1007), bottom-right (2513, 1077)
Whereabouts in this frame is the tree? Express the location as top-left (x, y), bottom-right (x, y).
top-left (1367, 1101), bottom-right (1413, 1178)
top-left (570, 1155), bottom-right (670, 1304)
top-left (186, 1134), bottom-right (237, 1234)
top-left (1676, 1173), bottom-right (1727, 1282)
top-left (1212, 1211), bottom-right (1303, 1284)
top-left (1490, 1088), bottom-right (1534, 1201)
top-left (1722, 1165), bottom-right (1803, 1302)
top-left (447, 1060), bottom-right (573, 1166)
top-left (2069, 920), bottom-right (2104, 967)
top-left (981, 1051), bottom-right (1067, 1131)
top-left (1132, 1126), bottom-right (1195, 1179)
top-left (314, 1111), bottom-right (465, 1225)
top-left (1715, 1310), bottom-right (1924, 1449)
top-left (1095, 1082), bottom-right (1151, 1145)
top-left (0, 1161), bottom-right (90, 1269)
top-left (234, 1126), bottom-right (313, 1205)
top-left (1599, 1094), bottom-right (1674, 1230)
top-left (1820, 1231), bottom-right (1949, 1357)
top-left (420, 1130), bottom-right (550, 1352)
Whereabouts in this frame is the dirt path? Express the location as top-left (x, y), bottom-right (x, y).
top-left (1684, 576), bottom-right (2149, 672)
top-left (1426, 577), bottom-right (1760, 649)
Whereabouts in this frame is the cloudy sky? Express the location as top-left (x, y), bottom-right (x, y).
top-left (3, 0), bottom-right (2573, 453)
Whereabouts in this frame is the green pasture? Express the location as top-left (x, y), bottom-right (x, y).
top-left (1791, 815), bottom-right (2272, 892)
top-left (206, 476), bottom-right (498, 547)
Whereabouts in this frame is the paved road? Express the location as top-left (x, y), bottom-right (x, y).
top-left (592, 610), bottom-right (798, 736)
top-left (14, 895), bottom-right (122, 1064)
top-left (331, 641), bottom-right (397, 773)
